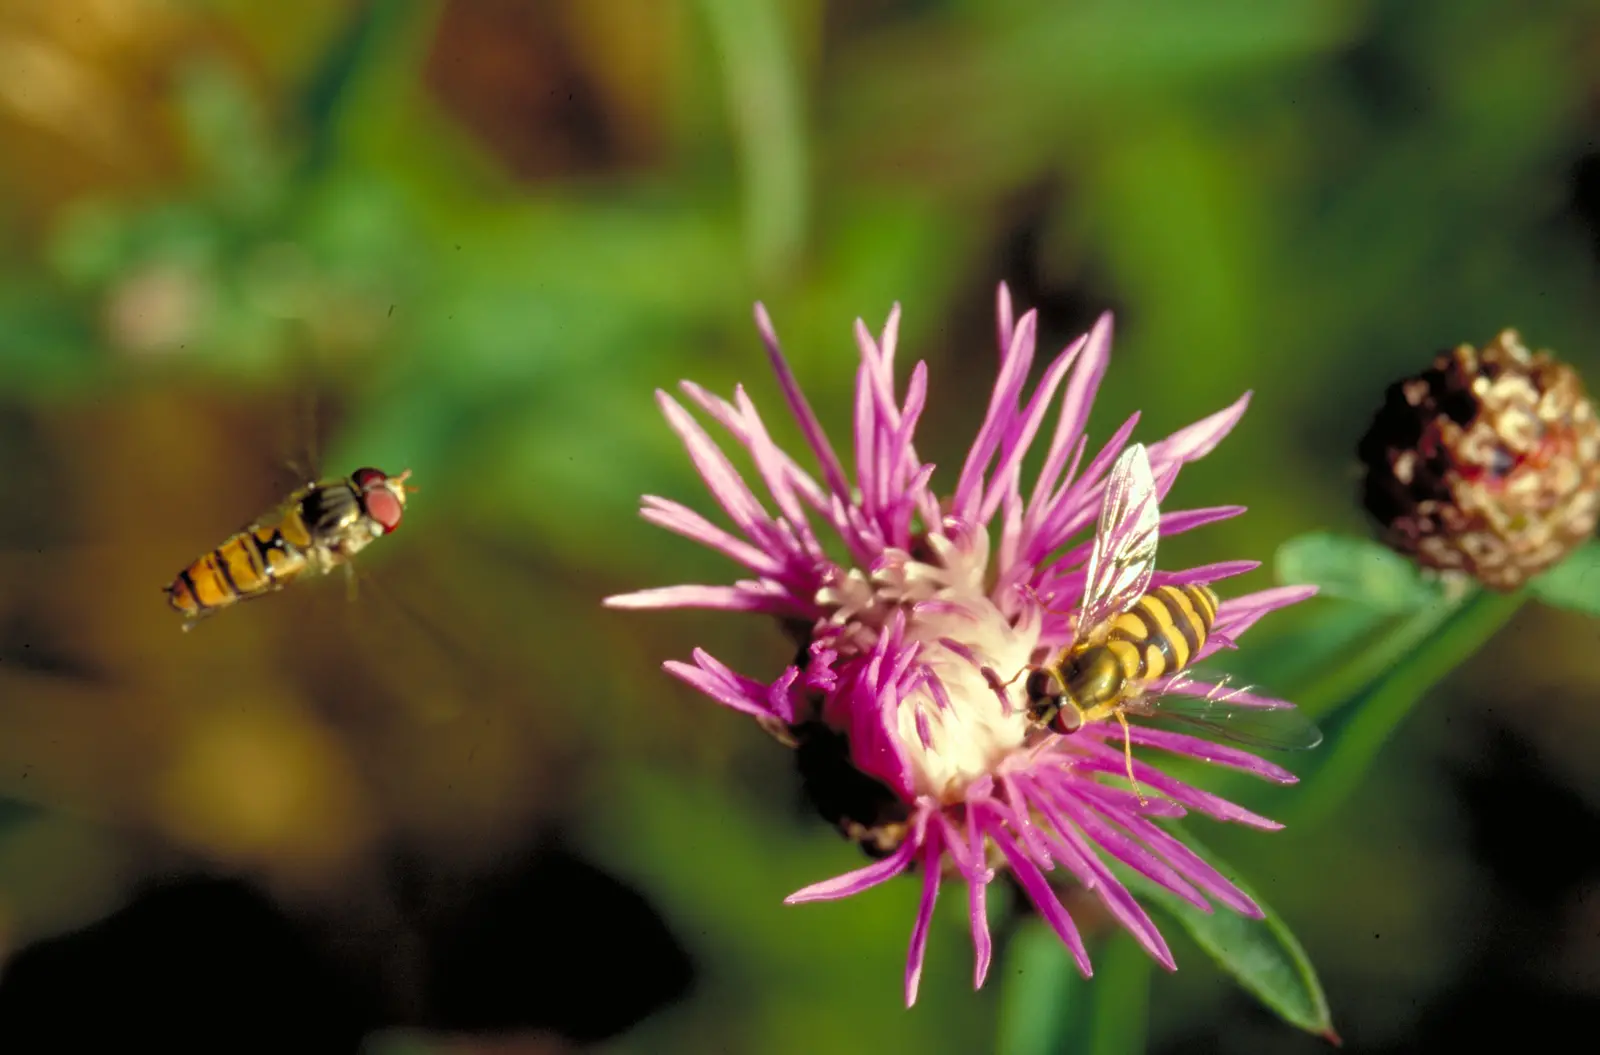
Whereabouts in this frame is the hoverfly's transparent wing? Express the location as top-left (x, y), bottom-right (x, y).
top-left (1077, 442), bottom-right (1161, 638)
top-left (1123, 692), bottom-right (1324, 752)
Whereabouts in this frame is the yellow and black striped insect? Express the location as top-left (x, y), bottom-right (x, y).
top-left (1027, 581), bottom-right (1222, 736)
top-left (164, 467), bottom-right (414, 631)
top-left (1017, 443), bottom-right (1320, 774)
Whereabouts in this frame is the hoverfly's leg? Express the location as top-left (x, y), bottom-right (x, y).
top-left (1114, 708), bottom-right (1148, 806)
top-left (342, 562), bottom-right (360, 604)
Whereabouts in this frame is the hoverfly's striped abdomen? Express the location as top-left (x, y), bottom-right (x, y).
top-left (164, 469), bottom-right (412, 630)
top-left (1102, 583), bottom-right (1218, 683)
top-left (164, 518), bottom-right (314, 623)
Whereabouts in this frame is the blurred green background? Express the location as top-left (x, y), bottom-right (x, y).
top-left (0, 0), bottom-right (1596, 1052)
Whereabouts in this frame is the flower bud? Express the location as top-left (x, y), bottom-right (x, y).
top-left (1359, 330), bottom-right (1600, 590)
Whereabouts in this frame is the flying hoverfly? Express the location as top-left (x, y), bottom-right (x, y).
top-left (1011, 442), bottom-right (1321, 787)
top-left (163, 465), bottom-right (417, 631)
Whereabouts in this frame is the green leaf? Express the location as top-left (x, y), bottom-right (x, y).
top-left (1116, 827), bottom-right (1335, 1039)
top-left (1276, 532), bottom-right (1444, 612)
top-left (1528, 542), bottom-right (1600, 615)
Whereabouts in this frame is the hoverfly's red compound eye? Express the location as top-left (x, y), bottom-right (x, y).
top-left (352, 467), bottom-right (408, 534)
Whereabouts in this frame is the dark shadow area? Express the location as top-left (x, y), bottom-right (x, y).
top-left (0, 837), bottom-right (694, 1053)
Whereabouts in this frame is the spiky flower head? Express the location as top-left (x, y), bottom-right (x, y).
top-left (607, 287), bottom-right (1316, 1005)
top-left (1359, 329), bottom-right (1600, 591)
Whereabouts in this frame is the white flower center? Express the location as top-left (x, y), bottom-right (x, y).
top-left (816, 525), bottom-right (1040, 801)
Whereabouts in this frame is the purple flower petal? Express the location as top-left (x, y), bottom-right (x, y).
top-left (639, 495), bottom-right (790, 577)
top-left (1159, 505), bottom-right (1247, 537)
top-left (1069, 800), bottom-right (1211, 911)
top-left (952, 311), bottom-right (1038, 523)
top-left (969, 873), bottom-right (993, 989)
top-left (1117, 813), bottom-right (1263, 917)
top-left (905, 826), bottom-right (944, 1007)
top-left (1146, 392), bottom-right (1251, 476)
top-left (980, 332), bottom-right (1088, 524)
top-left (984, 808), bottom-right (1093, 977)
top-left (1147, 560), bottom-right (1261, 589)
top-left (1070, 741), bottom-right (1285, 830)
top-left (1029, 783), bottom-right (1176, 969)
top-left (603, 582), bottom-right (806, 615)
top-left (786, 811), bottom-right (926, 903)
top-left (754, 303), bottom-right (853, 502)
top-left (1082, 724), bottom-right (1300, 783)
top-left (996, 282), bottom-right (1015, 356)
top-left (663, 650), bottom-right (787, 720)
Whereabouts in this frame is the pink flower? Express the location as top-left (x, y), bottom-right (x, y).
top-left (606, 285), bottom-right (1316, 1006)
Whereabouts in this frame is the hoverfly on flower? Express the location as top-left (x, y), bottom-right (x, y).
top-left (1006, 442), bottom-right (1322, 789)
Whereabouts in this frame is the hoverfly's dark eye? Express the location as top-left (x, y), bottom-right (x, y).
top-left (1024, 668), bottom-right (1058, 703)
top-left (351, 467), bottom-right (387, 490)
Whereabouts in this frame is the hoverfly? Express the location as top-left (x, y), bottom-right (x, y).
top-left (164, 466), bottom-right (417, 631)
top-left (1012, 442), bottom-right (1321, 790)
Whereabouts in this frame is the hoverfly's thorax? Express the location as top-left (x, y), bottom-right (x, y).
top-left (1063, 646), bottom-right (1125, 709)
top-left (296, 482), bottom-right (363, 540)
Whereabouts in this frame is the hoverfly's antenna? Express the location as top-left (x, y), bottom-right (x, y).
top-left (982, 664), bottom-right (1027, 714)
top-left (1018, 583), bottom-right (1076, 620)
top-left (393, 469), bottom-right (419, 494)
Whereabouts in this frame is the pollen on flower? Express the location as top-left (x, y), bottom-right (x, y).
top-left (606, 285), bottom-right (1318, 1007)
top-left (815, 524), bottom-right (1040, 802)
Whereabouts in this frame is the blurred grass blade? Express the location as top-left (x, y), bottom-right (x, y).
top-left (697, 0), bottom-right (809, 281)
top-left (997, 918), bottom-right (1090, 1055)
top-left (1290, 586), bottom-right (1525, 826)
top-left (1527, 542), bottom-right (1600, 615)
top-left (1086, 935), bottom-right (1152, 1055)
top-left (296, 0), bottom-right (424, 178)
top-left (998, 925), bottom-right (1151, 1055)
top-left (1117, 828), bottom-right (1334, 1040)
top-left (1276, 532), bottom-right (1445, 612)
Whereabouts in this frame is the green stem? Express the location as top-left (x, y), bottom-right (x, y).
top-left (1293, 595), bottom-right (1463, 717)
top-left (1290, 586), bottom-right (1525, 827)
